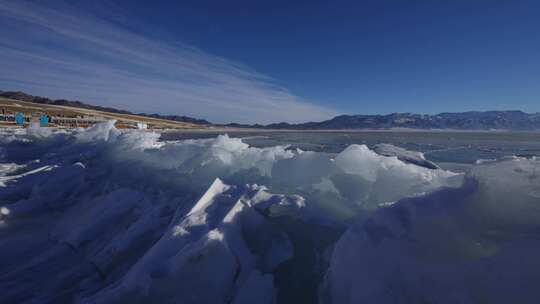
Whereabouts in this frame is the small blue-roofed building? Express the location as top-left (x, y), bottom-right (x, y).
top-left (39, 114), bottom-right (49, 127)
top-left (15, 113), bottom-right (25, 125)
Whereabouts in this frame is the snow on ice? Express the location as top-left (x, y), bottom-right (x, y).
top-left (0, 122), bottom-right (539, 303)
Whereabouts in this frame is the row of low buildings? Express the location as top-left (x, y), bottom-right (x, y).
top-left (0, 109), bottom-right (108, 128)
top-left (1, 105), bottom-right (174, 129)
top-left (0, 113), bottom-right (152, 130)
top-left (0, 107), bottom-right (150, 129)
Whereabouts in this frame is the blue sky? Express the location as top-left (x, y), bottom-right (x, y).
top-left (1, 0), bottom-right (539, 123)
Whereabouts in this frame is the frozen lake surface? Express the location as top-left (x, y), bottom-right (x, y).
top-left (163, 130), bottom-right (540, 168)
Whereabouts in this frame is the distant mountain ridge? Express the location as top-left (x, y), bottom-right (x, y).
top-left (0, 90), bottom-right (210, 125)
top-left (227, 111), bottom-right (540, 130)
top-left (2, 90), bottom-right (539, 130)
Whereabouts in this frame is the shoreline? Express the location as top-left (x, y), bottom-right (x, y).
top-left (2, 123), bottom-right (540, 134)
top-left (161, 126), bottom-right (540, 134)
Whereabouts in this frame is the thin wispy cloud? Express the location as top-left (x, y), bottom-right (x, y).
top-left (0, 1), bottom-right (336, 124)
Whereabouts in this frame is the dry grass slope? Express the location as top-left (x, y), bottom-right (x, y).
top-left (0, 97), bottom-right (206, 129)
